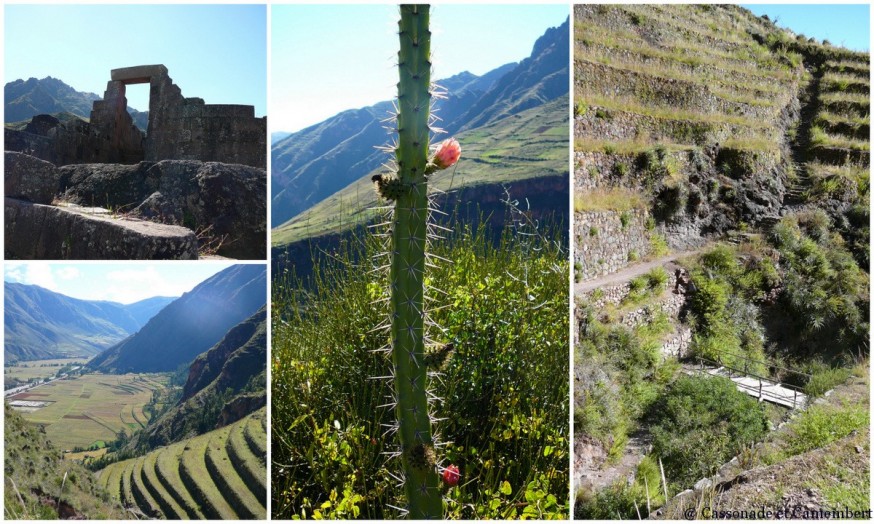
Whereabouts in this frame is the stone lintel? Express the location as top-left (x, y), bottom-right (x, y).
top-left (111, 65), bottom-right (169, 84)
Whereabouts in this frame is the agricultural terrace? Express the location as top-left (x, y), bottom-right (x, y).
top-left (8, 373), bottom-right (169, 452)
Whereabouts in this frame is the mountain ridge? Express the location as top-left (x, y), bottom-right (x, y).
top-left (270, 18), bottom-right (569, 227)
top-left (87, 264), bottom-right (266, 374)
top-left (4, 282), bottom-right (175, 363)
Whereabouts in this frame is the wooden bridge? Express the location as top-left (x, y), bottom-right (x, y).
top-left (689, 352), bottom-right (809, 410)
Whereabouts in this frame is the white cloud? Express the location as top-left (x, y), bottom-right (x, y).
top-left (101, 266), bottom-right (180, 303)
top-left (4, 263), bottom-right (58, 291)
top-left (56, 266), bottom-right (81, 280)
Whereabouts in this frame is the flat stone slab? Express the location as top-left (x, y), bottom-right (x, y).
top-left (5, 197), bottom-right (197, 260)
top-left (111, 64), bottom-right (168, 84)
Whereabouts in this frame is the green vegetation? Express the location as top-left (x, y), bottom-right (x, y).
top-left (649, 375), bottom-right (768, 487)
top-left (8, 373), bottom-right (167, 452)
top-left (272, 223), bottom-right (568, 519)
top-left (574, 188), bottom-right (647, 213)
top-left (5, 404), bottom-right (127, 519)
top-left (574, 3), bottom-right (870, 518)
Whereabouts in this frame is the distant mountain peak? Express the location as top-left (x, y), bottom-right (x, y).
top-left (270, 20), bottom-right (568, 226)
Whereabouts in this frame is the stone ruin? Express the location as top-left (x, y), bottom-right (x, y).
top-left (6, 64), bottom-right (266, 169)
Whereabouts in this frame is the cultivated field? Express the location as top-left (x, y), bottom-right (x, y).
top-left (97, 408), bottom-right (267, 519)
top-left (8, 373), bottom-right (168, 451)
top-left (4, 358), bottom-right (87, 383)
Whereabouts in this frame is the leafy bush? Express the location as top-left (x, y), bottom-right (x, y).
top-left (649, 375), bottom-right (769, 488)
top-left (272, 222), bottom-right (569, 519)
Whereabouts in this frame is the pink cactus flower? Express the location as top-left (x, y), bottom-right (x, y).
top-left (432, 138), bottom-right (461, 170)
top-left (442, 464), bottom-right (460, 486)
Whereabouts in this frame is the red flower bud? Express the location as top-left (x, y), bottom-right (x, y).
top-left (432, 138), bottom-right (461, 170)
top-left (442, 464), bottom-right (460, 486)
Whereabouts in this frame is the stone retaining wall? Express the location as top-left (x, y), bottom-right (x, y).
top-left (575, 208), bottom-right (651, 280)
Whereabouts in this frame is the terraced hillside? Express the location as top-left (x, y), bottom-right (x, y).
top-left (97, 408), bottom-right (267, 520)
top-left (574, 4), bottom-right (869, 519)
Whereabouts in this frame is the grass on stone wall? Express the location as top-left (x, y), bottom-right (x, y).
top-left (579, 95), bottom-right (776, 129)
top-left (575, 189), bottom-right (648, 213)
top-left (810, 126), bottom-right (871, 151)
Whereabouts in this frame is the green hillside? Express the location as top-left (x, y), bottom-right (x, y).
top-left (272, 96), bottom-right (569, 246)
top-left (5, 404), bottom-right (128, 519)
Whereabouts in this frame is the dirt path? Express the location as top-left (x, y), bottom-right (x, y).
top-left (575, 248), bottom-right (707, 296)
top-left (575, 430), bottom-right (651, 496)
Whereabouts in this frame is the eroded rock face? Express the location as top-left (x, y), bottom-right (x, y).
top-left (4, 151), bottom-right (61, 204)
top-left (5, 198), bottom-right (197, 260)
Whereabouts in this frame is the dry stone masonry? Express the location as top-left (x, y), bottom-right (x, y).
top-left (6, 65), bottom-right (266, 169)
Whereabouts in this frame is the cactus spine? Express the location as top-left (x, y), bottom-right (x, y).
top-left (389, 4), bottom-right (442, 518)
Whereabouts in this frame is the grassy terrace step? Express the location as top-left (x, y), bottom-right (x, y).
top-left (179, 435), bottom-right (237, 520)
top-left (575, 33), bottom-right (794, 83)
top-left (809, 146), bottom-right (870, 166)
top-left (119, 458), bottom-right (136, 509)
top-left (820, 92), bottom-right (870, 116)
top-left (155, 442), bottom-right (205, 519)
top-left (823, 60), bottom-right (870, 78)
top-left (575, 139), bottom-right (696, 155)
top-left (226, 416), bottom-right (267, 504)
top-left (140, 450), bottom-right (184, 520)
top-left (811, 127), bottom-right (870, 152)
top-left (575, 60), bottom-right (783, 116)
top-left (815, 112), bottom-right (870, 141)
top-left (98, 461), bottom-right (124, 502)
top-left (243, 411), bottom-right (268, 458)
top-left (204, 424), bottom-right (264, 519)
top-left (131, 456), bottom-right (164, 518)
top-left (622, 4), bottom-right (752, 48)
top-left (574, 56), bottom-right (785, 106)
top-left (576, 105), bottom-right (779, 148)
top-left (580, 94), bottom-right (777, 128)
top-left (821, 72), bottom-right (870, 95)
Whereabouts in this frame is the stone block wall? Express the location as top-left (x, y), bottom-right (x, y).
top-left (4, 65), bottom-right (266, 169)
top-left (575, 208), bottom-right (651, 280)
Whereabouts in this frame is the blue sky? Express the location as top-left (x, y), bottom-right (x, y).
top-left (3, 262), bottom-right (247, 304)
top-left (5, 4), bottom-right (266, 116)
top-left (272, 4), bottom-right (569, 133)
top-left (742, 4), bottom-right (870, 52)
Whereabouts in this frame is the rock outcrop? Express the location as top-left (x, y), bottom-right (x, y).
top-left (4, 151), bottom-right (61, 204)
top-left (5, 198), bottom-right (197, 260)
top-left (61, 160), bottom-right (266, 259)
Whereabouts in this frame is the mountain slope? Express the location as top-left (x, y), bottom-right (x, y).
top-left (88, 265), bottom-right (266, 373)
top-left (5, 77), bottom-right (99, 124)
top-left (454, 18), bottom-right (569, 132)
top-left (270, 19), bottom-right (568, 227)
top-left (272, 95), bottom-right (569, 247)
top-left (5, 76), bottom-right (148, 131)
top-left (128, 308), bottom-right (267, 451)
top-left (4, 283), bottom-right (171, 363)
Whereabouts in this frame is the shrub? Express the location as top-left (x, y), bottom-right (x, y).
top-left (649, 375), bottom-right (769, 488)
top-left (645, 267), bottom-right (669, 290)
top-left (272, 222), bottom-right (569, 519)
top-left (619, 211), bottom-right (631, 229)
top-left (649, 234), bottom-right (669, 257)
